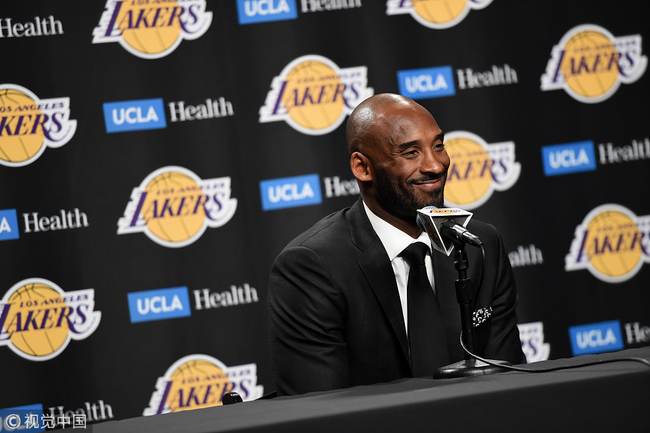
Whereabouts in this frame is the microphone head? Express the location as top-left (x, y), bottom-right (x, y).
top-left (416, 206), bottom-right (473, 256)
top-left (416, 205), bottom-right (436, 232)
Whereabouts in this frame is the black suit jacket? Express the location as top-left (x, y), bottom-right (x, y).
top-left (268, 199), bottom-right (525, 395)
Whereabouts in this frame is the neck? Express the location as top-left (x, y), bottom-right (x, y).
top-left (363, 198), bottom-right (422, 239)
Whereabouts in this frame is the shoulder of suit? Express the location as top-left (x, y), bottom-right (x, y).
top-left (285, 207), bottom-right (351, 250)
top-left (466, 218), bottom-right (500, 238)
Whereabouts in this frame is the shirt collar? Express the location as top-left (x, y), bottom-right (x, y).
top-left (362, 200), bottom-right (431, 260)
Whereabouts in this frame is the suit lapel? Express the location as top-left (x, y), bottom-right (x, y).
top-left (346, 200), bottom-right (410, 362)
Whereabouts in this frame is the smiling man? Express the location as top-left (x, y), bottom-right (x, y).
top-left (267, 93), bottom-right (525, 396)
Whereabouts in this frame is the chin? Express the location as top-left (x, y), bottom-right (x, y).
top-left (418, 194), bottom-right (444, 209)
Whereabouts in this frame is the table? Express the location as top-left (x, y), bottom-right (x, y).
top-left (93, 347), bottom-right (650, 433)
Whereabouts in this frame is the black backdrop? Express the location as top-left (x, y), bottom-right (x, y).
top-left (1, 0), bottom-right (649, 427)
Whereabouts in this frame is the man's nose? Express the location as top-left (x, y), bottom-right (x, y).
top-left (421, 149), bottom-right (448, 173)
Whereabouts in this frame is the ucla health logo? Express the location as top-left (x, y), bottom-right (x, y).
top-left (236, 0), bottom-right (297, 24)
top-left (143, 354), bottom-right (263, 415)
top-left (541, 24), bottom-right (647, 103)
top-left (541, 140), bottom-right (596, 176)
top-left (397, 66), bottom-right (455, 100)
top-left (0, 209), bottom-right (19, 241)
top-left (117, 166), bottom-right (237, 248)
top-left (0, 278), bottom-right (101, 361)
top-left (92, 0), bottom-right (213, 59)
top-left (565, 204), bottom-right (650, 283)
top-left (127, 287), bottom-right (191, 323)
top-left (0, 84), bottom-right (77, 167)
top-left (443, 131), bottom-right (521, 210)
top-left (569, 320), bottom-right (624, 356)
top-left (103, 98), bottom-right (167, 133)
top-left (260, 174), bottom-right (322, 211)
top-left (387, 0), bottom-right (492, 29)
top-left (259, 55), bottom-right (373, 135)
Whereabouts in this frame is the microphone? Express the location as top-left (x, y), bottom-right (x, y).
top-left (416, 206), bottom-right (482, 256)
top-left (440, 220), bottom-right (482, 247)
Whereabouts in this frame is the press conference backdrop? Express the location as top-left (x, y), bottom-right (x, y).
top-left (1, 0), bottom-right (649, 428)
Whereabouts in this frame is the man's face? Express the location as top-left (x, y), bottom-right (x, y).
top-left (368, 103), bottom-right (450, 220)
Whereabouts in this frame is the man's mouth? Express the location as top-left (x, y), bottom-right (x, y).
top-left (410, 174), bottom-right (446, 189)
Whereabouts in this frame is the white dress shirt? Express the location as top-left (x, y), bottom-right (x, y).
top-left (362, 201), bottom-right (435, 334)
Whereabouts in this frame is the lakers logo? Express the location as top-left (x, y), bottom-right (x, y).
top-left (0, 84), bottom-right (77, 167)
top-left (386, 0), bottom-right (493, 29)
top-left (118, 166), bottom-right (237, 248)
top-left (443, 131), bottom-right (520, 210)
top-left (259, 55), bottom-right (373, 135)
top-left (0, 279), bottom-right (101, 361)
top-left (143, 354), bottom-right (263, 415)
top-left (541, 25), bottom-right (647, 103)
top-left (565, 204), bottom-right (650, 283)
top-left (92, 0), bottom-right (213, 59)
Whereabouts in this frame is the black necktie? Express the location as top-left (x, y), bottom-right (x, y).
top-left (401, 243), bottom-right (450, 377)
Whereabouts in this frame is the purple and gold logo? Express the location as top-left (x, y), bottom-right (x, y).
top-left (143, 354), bottom-right (263, 415)
top-left (443, 131), bottom-right (520, 210)
top-left (0, 84), bottom-right (77, 167)
top-left (259, 55), bottom-right (373, 135)
top-left (386, 0), bottom-right (492, 29)
top-left (92, 0), bottom-right (213, 59)
top-left (118, 166), bottom-right (237, 248)
top-left (541, 24), bottom-right (647, 103)
top-left (0, 279), bottom-right (101, 361)
top-left (566, 204), bottom-right (650, 283)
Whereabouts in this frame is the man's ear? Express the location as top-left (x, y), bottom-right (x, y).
top-left (350, 151), bottom-right (373, 182)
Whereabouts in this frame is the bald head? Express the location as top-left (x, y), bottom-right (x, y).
top-left (346, 93), bottom-right (430, 156)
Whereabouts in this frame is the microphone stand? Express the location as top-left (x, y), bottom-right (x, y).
top-left (433, 241), bottom-right (510, 378)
